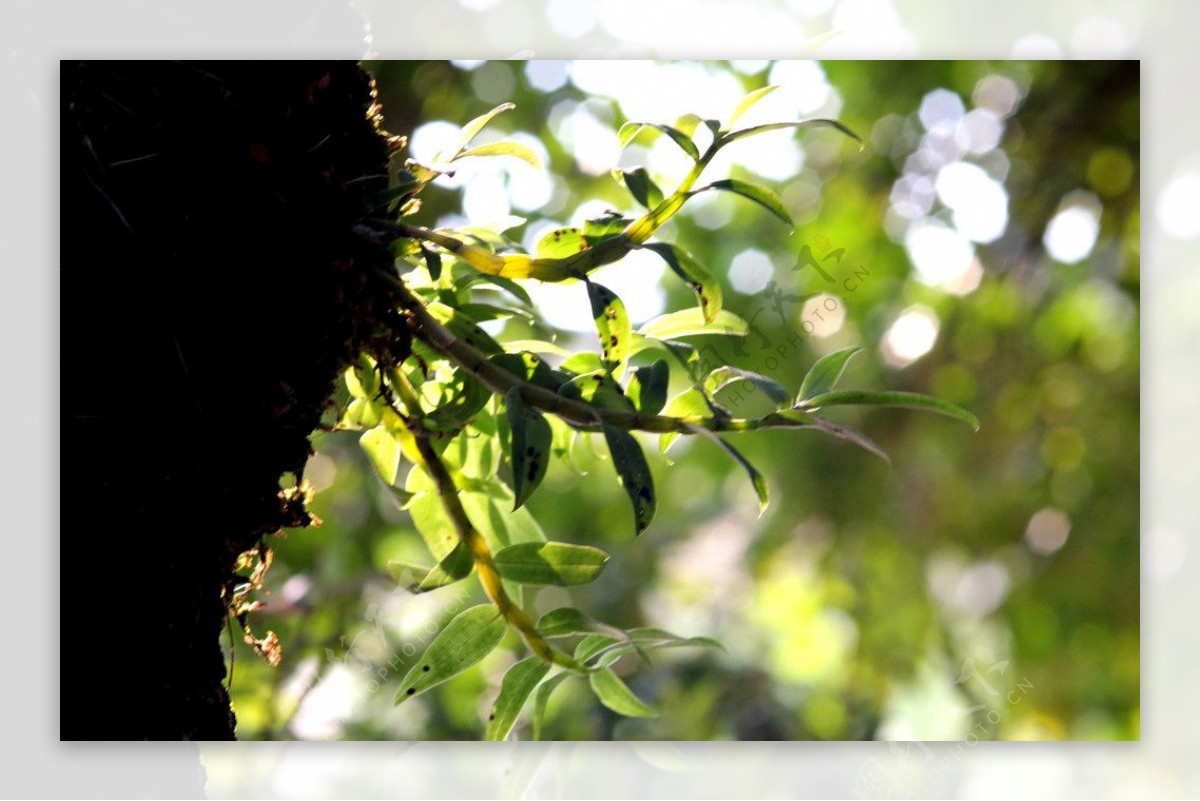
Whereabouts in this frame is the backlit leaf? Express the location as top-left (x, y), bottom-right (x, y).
top-left (720, 118), bottom-right (863, 148)
top-left (622, 167), bottom-right (664, 210)
top-left (536, 226), bottom-right (590, 260)
top-left (797, 390), bottom-right (981, 430)
top-left (705, 178), bottom-right (792, 226)
top-left (641, 242), bottom-right (723, 324)
top-left (439, 102), bottom-right (515, 162)
top-left (659, 388), bottom-right (711, 454)
top-left (486, 657), bottom-right (551, 741)
top-left (532, 672), bottom-right (571, 741)
top-left (395, 605), bottom-right (506, 704)
top-left (454, 141), bottom-right (543, 170)
top-left (685, 425), bottom-right (769, 514)
top-left (637, 309), bottom-right (749, 340)
top-left (797, 346), bottom-right (861, 402)
top-left (359, 426), bottom-right (401, 486)
top-left (587, 281), bottom-right (632, 371)
top-left (626, 360), bottom-right (669, 415)
top-left (704, 366), bottom-right (791, 409)
top-left (725, 84), bottom-right (780, 131)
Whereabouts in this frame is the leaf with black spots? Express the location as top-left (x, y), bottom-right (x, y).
top-left (641, 242), bottom-right (723, 324)
top-left (395, 605), bottom-right (506, 704)
top-left (505, 388), bottom-right (552, 509)
top-left (601, 423), bottom-right (656, 535)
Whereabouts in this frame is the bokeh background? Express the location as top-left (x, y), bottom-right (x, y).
top-left (224, 59), bottom-right (1140, 742)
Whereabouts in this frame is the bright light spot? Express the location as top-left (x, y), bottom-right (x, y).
top-left (882, 305), bottom-right (939, 367)
top-left (523, 249), bottom-right (665, 333)
top-left (460, 171), bottom-right (510, 225)
top-left (555, 106), bottom-right (619, 176)
top-left (469, 61), bottom-right (515, 104)
top-left (546, 0), bottom-right (601, 38)
top-left (1044, 194), bottom-right (1102, 263)
top-left (918, 88), bottom-right (965, 134)
top-left (935, 161), bottom-right (1009, 242)
top-left (972, 74), bottom-right (1022, 117)
top-left (786, 0), bottom-right (834, 15)
top-left (1025, 507), bottom-right (1071, 555)
top-left (889, 173), bottom-right (935, 219)
top-left (799, 294), bottom-right (845, 338)
top-left (1011, 33), bottom-right (1063, 59)
top-left (905, 220), bottom-right (975, 287)
top-left (731, 59), bottom-right (771, 74)
top-left (767, 60), bottom-right (832, 116)
top-left (1071, 17), bottom-right (1132, 57)
top-left (456, 0), bottom-right (501, 10)
top-left (962, 108), bottom-right (1003, 154)
top-left (1157, 170), bottom-right (1200, 239)
top-left (408, 120), bottom-right (460, 165)
top-left (685, 188), bottom-right (735, 230)
top-left (828, 0), bottom-right (918, 55)
top-left (290, 664), bottom-right (357, 740)
top-left (729, 249), bottom-right (775, 295)
top-left (570, 60), bottom-right (743, 123)
top-left (955, 561), bottom-right (1010, 617)
top-left (525, 60), bottom-right (569, 93)
top-left (304, 451), bottom-right (337, 491)
top-left (450, 59), bottom-right (485, 71)
top-left (926, 553), bottom-right (1011, 618)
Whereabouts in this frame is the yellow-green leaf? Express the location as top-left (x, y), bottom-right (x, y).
top-left (395, 605), bottom-right (506, 704)
top-left (705, 178), bottom-right (792, 226)
top-left (641, 242), bottom-right (723, 323)
top-left (588, 667), bottom-right (658, 718)
top-left (637, 308), bottom-right (748, 340)
top-left (797, 346), bottom-right (862, 402)
top-left (587, 281), bottom-right (632, 371)
top-left (725, 84), bottom-right (780, 131)
top-left (439, 102), bottom-right (516, 162)
top-left (454, 140), bottom-right (543, 170)
top-left (536, 226), bottom-right (590, 260)
top-left (797, 390), bottom-right (981, 430)
top-left (486, 658), bottom-right (551, 741)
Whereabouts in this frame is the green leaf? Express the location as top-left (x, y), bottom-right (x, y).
top-left (685, 426), bottom-right (769, 514)
top-left (386, 542), bottom-right (475, 593)
top-left (505, 388), bottom-right (553, 509)
top-left (704, 366), bottom-right (791, 409)
top-left (532, 672), bottom-right (571, 741)
top-left (637, 309), bottom-right (748, 340)
top-left (720, 118), bottom-right (863, 148)
top-left (459, 272), bottom-right (533, 306)
top-left (454, 141), bottom-right (543, 170)
top-left (659, 388), bottom-right (712, 454)
top-left (617, 121), bottom-right (647, 149)
top-left (486, 657), bottom-right (551, 741)
top-left (651, 124), bottom-right (700, 161)
top-left (560, 370), bottom-right (636, 412)
top-left (797, 346), bottom-right (862, 402)
top-left (626, 627), bottom-right (725, 652)
top-left (427, 301), bottom-right (505, 355)
top-left (601, 423), bottom-right (656, 535)
top-left (704, 179), bottom-right (792, 226)
top-left (502, 339), bottom-right (569, 357)
top-left (641, 242), bottom-right (723, 324)
top-left (583, 211), bottom-right (634, 245)
top-left (536, 226), bottom-right (590, 260)
top-left (439, 102), bottom-right (516, 162)
top-left (725, 84), bottom-right (780, 131)
top-left (359, 426), bottom-right (401, 486)
top-left (345, 355), bottom-right (379, 399)
top-left (492, 351), bottom-right (570, 391)
top-left (418, 243), bottom-right (442, 280)
top-left (797, 390), bottom-right (981, 430)
top-left (493, 542), bottom-right (611, 586)
top-left (626, 360), bottom-right (670, 415)
top-left (587, 281), bottom-right (632, 371)
top-left (674, 113), bottom-right (703, 139)
top-left (617, 121), bottom-right (699, 161)
top-left (395, 605), bottom-right (506, 704)
top-left (559, 351), bottom-right (606, 376)
top-left (778, 409), bottom-right (892, 463)
top-left (622, 168), bottom-right (664, 210)
top-left (536, 607), bottom-right (628, 640)
top-left (588, 667), bottom-right (658, 718)
top-left (407, 486), bottom-right (460, 560)
top-left (575, 633), bottom-right (622, 664)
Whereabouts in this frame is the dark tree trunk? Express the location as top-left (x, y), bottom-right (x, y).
top-left (61, 61), bottom-right (395, 739)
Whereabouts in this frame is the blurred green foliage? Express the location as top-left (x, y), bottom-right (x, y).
top-left (226, 60), bottom-right (1138, 741)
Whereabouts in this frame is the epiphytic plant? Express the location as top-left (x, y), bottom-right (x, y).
top-left (338, 86), bottom-right (978, 739)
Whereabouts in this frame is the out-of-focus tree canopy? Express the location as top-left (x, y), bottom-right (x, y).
top-left (227, 60), bottom-right (1138, 741)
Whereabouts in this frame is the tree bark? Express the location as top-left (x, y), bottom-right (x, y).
top-left (61, 61), bottom-right (395, 739)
